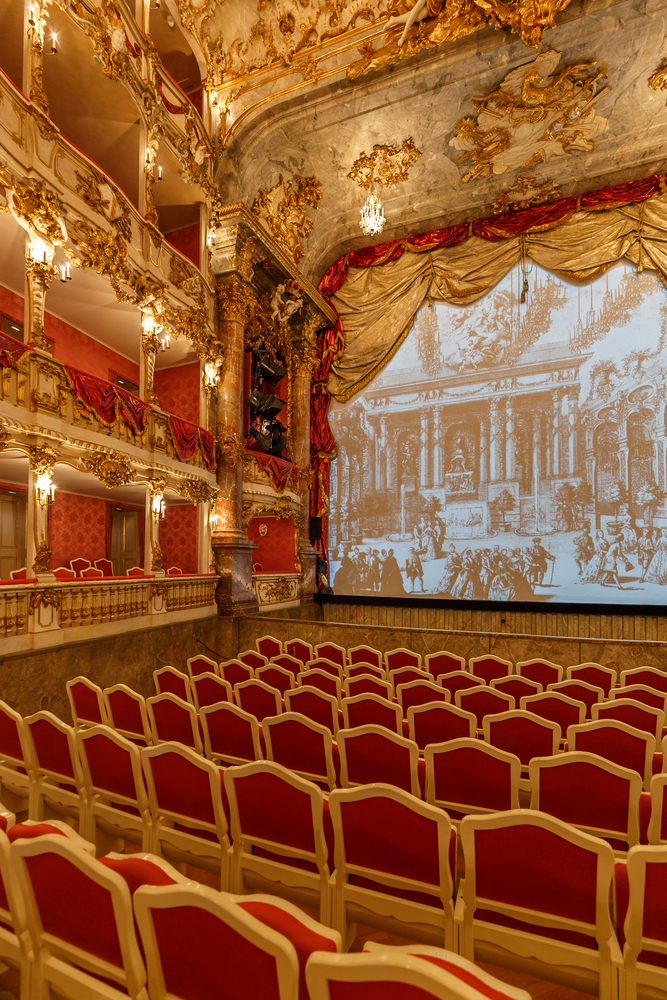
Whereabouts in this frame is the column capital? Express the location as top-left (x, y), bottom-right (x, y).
top-left (217, 275), bottom-right (257, 325)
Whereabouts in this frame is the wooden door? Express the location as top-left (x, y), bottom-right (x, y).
top-left (0, 492), bottom-right (27, 579)
top-left (110, 510), bottom-right (141, 575)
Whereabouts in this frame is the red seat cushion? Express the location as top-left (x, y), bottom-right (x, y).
top-left (8, 823), bottom-right (67, 843)
top-left (99, 856), bottom-right (178, 894)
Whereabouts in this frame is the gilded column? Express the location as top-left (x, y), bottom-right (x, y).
top-left (25, 0), bottom-right (56, 141)
top-left (25, 251), bottom-right (56, 351)
top-left (145, 479), bottom-right (166, 578)
top-left (212, 276), bottom-right (258, 615)
top-left (140, 319), bottom-right (160, 405)
top-left (291, 343), bottom-right (319, 600)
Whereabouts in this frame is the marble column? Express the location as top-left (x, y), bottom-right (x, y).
top-left (211, 276), bottom-right (258, 615)
top-left (505, 397), bottom-right (515, 481)
top-left (489, 399), bottom-right (502, 482)
top-left (433, 409), bottom-right (443, 487)
top-left (420, 413), bottom-right (429, 488)
top-left (552, 391), bottom-right (561, 478)
top-left (291, 347), bottom-right (319, 601)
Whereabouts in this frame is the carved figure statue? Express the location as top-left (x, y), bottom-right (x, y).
top-left (449, 439), bottom-right (468, 473)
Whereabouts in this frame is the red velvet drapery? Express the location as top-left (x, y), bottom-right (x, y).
top-left (247, 451), bottom-right (299, 492)
top-left (0, 331), bottom-right (31, 370)
top-left (168, 415), bottom-right (215, 468)
top-left (65, 367), bottom-right (150, 433)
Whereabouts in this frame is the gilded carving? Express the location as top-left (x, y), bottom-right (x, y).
top-left (151, 540), bottom-right (164, 573)
top-left (9, 177), bottom-right (66, 247)
top-left (75, 167), bottom-right (133, 241)
top-left (68, 219), bottom-right (132, 300)
top-left (233, 233), bottom-right (256, 284)
top-left (348, 139), bottom-right (422, 190)
top-left (294, 56), bottom-right (324, 84)
top-left (217, 433), bottom-right (247, 467)
top-left (149, 581), bottom-right (168, 599)
top-left (79, 452), bottom-right (135, 488)
top-left (32, 537), bottom-right (52, 576)
top-left (174, 478), bottom-right (218, 505)
top-left (256, 576), bottom-right (298, 604)
top-left (649, 61), bottom-right (667, 94)
top-left (450, 52), bottom-right (609, 184)
top-left (490, 174), bottom-right (561, 215)
top-left (251, 175), bottom-right (322, 265)
top-left (291, 346), bottom-right (320, 380)
top-left (28, 443), bottom-right (59, 476)
top-left (217, 276), bottom-right (257, 325)
top-left (28, 588), bottom-right (61, 615)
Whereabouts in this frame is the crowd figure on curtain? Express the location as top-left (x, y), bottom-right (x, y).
top-left (573, 523), bottom-right (667, 586)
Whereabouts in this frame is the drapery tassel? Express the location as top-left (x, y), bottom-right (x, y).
top-left (519, 233), bottom-right (532, 303)
top-left (427, 253), bottom-right (435, 307)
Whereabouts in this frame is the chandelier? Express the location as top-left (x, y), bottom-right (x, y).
top-left (359, 193), bottom-right (385, 237)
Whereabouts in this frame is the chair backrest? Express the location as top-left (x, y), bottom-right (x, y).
top-left (397, 680), bottom-right (450, 718)
top-left (490, 675), bottom-right (542, 702)
top-left (66, 676), bottom-right (108, 728)
top-left (567, 719), bottom-right (656, 788)
top-left (191, 673), bottom-right (233, 711)
top-left (469, 654), bottom-right (513, 684)
top-left (567, 663), bottom-right (617, 696)
top-left (297, 669), bottom-right (341, 703)
top-left (341, 693), bottom-right (402, 735)
top-left (256, 664), bottom-right (295, 696)
top-left (483, 710), bottom-right (560, 768)
top-left (94, 558), bottom-right (114, 576)
top-left (134, 881), bottom-right (299, 1000)
top-left (385, 648), bottom-right (422, 671)
top-left (337, 725), bottom-right (421, 797)
top-left (146, 693), bottom-right (203, 753)
top-left (284, 686), bottom-right (340, 734)
top-left (547, 679), bottom-right (605, 717)
top-left (238, 649), bottom-right (268, 670)
top-left (620, 844), bottom-right (667, 972)
top-left (314, 642), bottom-right (346, 669)
top-left (53, 566), bottom-right (76, 580)
top-left (306, 658), bottom-right (345, 681)
top-left (425, 739), bottom-right (521, 817)
top-left (200, 701), bottom-right (263, 766)
top-left (141, 742), bottom-right (229, 846)
top-left (529, 751), bottom-right (642, 846)
top-left (285, 638), bottom-right (313, 665)
top-left (153, 666), bottom-right (193, 705)
top-left (348, 645), bottom-right (383, 669)
top-left (593, 699), bottom-right (665, 744)
top-left (256, 635), bottom-right (283, 660)
top-left (456, 687), bottom-right (515, 729)
top-left (611, 685), bottom-right (667, 713)
top-left (647, 772), bottom-right (667, 845)
top-left (103, 684), bottom-right (152, 744)
top-left (343, 675), bottom-right (392, 701)
top-left (23, 711), bottom-right (84, 788)
top-left (126, 565), bottom-right (146, 577)
top-left (263, 712), bottom-right (337, 790)
top-left (621, 666), bottom-right (667, 693)
top-left (438, 672), bottom-right (484, 700)
top-left (219, 658), bottom-right (255, 687)
top-left (9, 567), bottom-right (27, 580)
top-left (425, 651), bottom-right (466, 678)
top-left (186, 654), bottom-right (218, 679)
top-left (166, 566), bottom-right (183, 575)
top-left (272, 654), bottom-right (303, 677)
top-left (516, 658), bottom-right (564, 687)
top-left (345, 663), bottom-right (387, 681)
top-left (0, 700), bottom-right (29, 768)
top-left (389, 666), bottom-right (428, 695)
top-left (76, 725), bottom-right (148, 816)
top-left (408, 702), bottom-right (476, 751)
top-left (80, 566), bottom-right (103, 578)
top-left (70, 557), bottom-right (91, 576)
top-left (13, 834), bottom-right (148, 997)
top-left (519, 690), bottom-right (586, 735)
top-left (235, 679), bottom-right (283, 721)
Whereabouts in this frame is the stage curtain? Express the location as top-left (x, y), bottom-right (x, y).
top-left (310, 320), bottom-right (345, 583)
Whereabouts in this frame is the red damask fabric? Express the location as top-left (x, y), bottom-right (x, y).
top-left (249, 452), bottom-right (299, 492)
top-left (65, 367), bottom-right (149, 433)
top-left (168, 415), bottom-right (215, 469)
top-left (0, 330), bottom-right (31, 369)
top-left (160, 504), bottom-right (198, 574)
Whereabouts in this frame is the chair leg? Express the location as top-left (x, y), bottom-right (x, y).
top-left (28, 781), bottom-right (43, 823)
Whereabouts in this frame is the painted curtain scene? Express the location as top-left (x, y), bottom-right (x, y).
top-left (328, 261), bottom-right (667, 604)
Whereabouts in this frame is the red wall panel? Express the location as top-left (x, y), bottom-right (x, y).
top-left (247, 515), bottom-right (296, 574)
top-left (154, 361), bottom-right (200, 423)
top-left (45, 312), bottom-right (140, 384)
top-left (159, 504), bottom-right (198, 574)
top-left (165, 224), bottom-right (200, 268)
top-left (0, 286), bottom-right (24, 327)
top-left (50, 493), bottom-right (109, 570)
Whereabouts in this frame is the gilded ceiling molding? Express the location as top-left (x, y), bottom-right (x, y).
top-left (490, 175), bottom-right (561, 215)
top-left (79, 451), bottom-right (136, 488)
top-left (28, 443), bottom-right (60, 476)
top-left (348, 139), bottom-right (422, 190)
top-left (251, 175), bottom-right (323, 266)
top-left (450, 51), bottom-right (609, 184)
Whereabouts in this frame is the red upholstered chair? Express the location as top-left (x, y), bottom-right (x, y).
top-left (621, 666), bottom-right (667, 694)
top-left (615, 844), bottom-right (667, 1000)
top-left (126, 566), bottom-right (147, 577)
top-left (256, 634), bottom-right (283, 660)
top-left (424, 739), bottom-right (521, 823)
top-left (186, 653), bottom-right (218, 679)
top-left (200, 702), bottom-right (263, 766)
top-left (647, 773), bottom-right (667, 845)
top-left (153, 665), bottom-right (193, 705)
top-left (342, 693), bottom-right (403, 736)
top-left (337, 725), bottom-right (422, 798)
top-left (0, 821), bottom-right (31, 999)
top-left (53, 566), bottom-right (76, 581)
top-left (70, 557), bottom-right (91, 576)
top-left (224, 760), bottom-right (332, 922)
top-left (66, 676), bottom-right (109, 730)
top-left (490, 675), bottom-right (542, 703)
top-left (385, 648), bottom-right (422, 671)
top-left (548, 679), bottom-right (605, 719)
top-left (141, 742), bottom-right (231, 887)
top-left (166, 566), bottom-right (182, 575)
top-left (297, 669), bottom-right (341, 703)
top-left (0, 699), bottom-right (33, 808)
top-left (9, 567), bottom-right (27, 580)
top-left (103, 684), bottom-right (153, 746)
top-left (135, 883), bottom-right (306, 1000)
top-left (80, 566), bottom-right (103, 579)
top-left (235, 678), bottom-right (283, 721)
top-left (285, 686), bottom-right (341, 735)
top-left (256, 663), bottom-right (295, 696)
top-left (348, 644), bottom-right (383, 669)
top-left (469, 654), bottom-right (513, 684)
top-left (219, 658), bottom-right (254, 688)
top-left (238, 649), bottom-right (268, 670)
top-left (264, 712), bottom-right (339, 791)
top-left (397, 680), bottom-right (450, 718)
top-left (346, 662), bottom-right (387, 681)
top-left (94, 558), bottom-right (114, 576)
top-left (315, 642), bottom-right (346, 669)
top-left (483, 710), bottom-right (560, 774)
top-left (328, 783), bottom-right (456, 949)
top-left (455, 687), bottom-right (515, 730)
top-left (7, 818), bottom-right (93, 849)
top-left (23, 711), bottom-right (86, 824)
top-left (425, 651), bottom-right (466, 679)
top-left (390, 666), bottom-right (429, 696)
top-left (517, 658), bottom-right (564, 687)
top-left (191, 672), bottom-right (233, 711)
top-left (567, 663), bottom-right (617, 697)
top-left (343, 674), bottom-right (393, 701)
top-left (438, 671), bottom-right (484, 701)
top-left (272, 654), bottom-right (303, 677)
top-left (611, 685), bottom-right (667, 714)
top-left (593, 699), bottom-right (665, 744)
top-left (12, 833), bottom-right (151, 1000)
top-left (285, 638), bottom-right (313, 665)
top-left (146, 693), bottom-right (203, 754)
top-left (520, 690), bottom-right (586, 739)
top-left (567, 719), bottom-right (656, 789)
top-left (306, 658), bottom-right (345, 681)
top-left (77, 725), bottom-right (151, 853)
top-left (529, 751), bottom-right (642, 850)
top-left (408, 702), bottom-right (476, 751)
top-left (456, 810), bottom-right (622, 1000)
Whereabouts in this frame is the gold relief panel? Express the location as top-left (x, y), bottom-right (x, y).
top-left (490, 174), bottom-right (561, 215)
top-left (251, 175), bottom-right (322, 266)
top-left (174, 478), bottom-right (218, 505)
top-left (255, 575), bottom-right (300, 605)
top-left (79, 451), bottom-right (136, 489)
top-left (348, 139), bottom-right (422, 190)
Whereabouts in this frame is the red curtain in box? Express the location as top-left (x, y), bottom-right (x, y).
top-left (168, 415), bottom-right (215, 469)
top-left (65, 367), bottom-right (150, 433)
top-left (0, 331), bottom-right (31, 370)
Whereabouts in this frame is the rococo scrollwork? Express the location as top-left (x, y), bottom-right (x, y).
top-left (251, 175), bottom-right (323, 266)
top-left (79, 452), bottom-right (136, 489)
top-left (348, 139), bottom-right (422, 190)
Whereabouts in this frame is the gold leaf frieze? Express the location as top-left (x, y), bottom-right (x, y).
top-left (175, 478), bottom-right (218, 505)
top-left (490, 174), bottom-right (561, 215)
top-left (252, 175), bottom-right (322, 266)
top-left (348, 139), bottom-right (422, 190)
top-left (79, 452), bottom-right (135, 488)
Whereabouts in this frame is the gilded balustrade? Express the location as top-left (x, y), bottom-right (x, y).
top-left (0, 588), bottom-right (29, 639)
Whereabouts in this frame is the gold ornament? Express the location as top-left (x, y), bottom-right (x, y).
top-left (10, 177), bottom-right (65, 246)
top-left (217, 275), bottom-right (257, 325)
top-left (251, 175), bottom-right (322, 265)
top-left (28, 443), bottom-right (58, 476)
top-left (348, 139), bottom-right (422, 190)
top-left (490, 175), bottom-right (561, 215)
top-left (175, 478), bottom-right (219, 505)
top-left (75, 167), bottom-right (133, 241)
top-left (217, 433), bottom-right (247, 467)
top-left (79, 452), bottom-right (135, 488)
top-left (256, 576), bottom-right (298, 604)
top-left (151, 539), bottom-right (164, 572)
top-left (28, 588), bottom-right (61, 615)
top-left (32, 536), bottom-right (52, 576)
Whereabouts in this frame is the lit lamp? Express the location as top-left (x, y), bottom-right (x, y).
top-left (36, 470), bottom-right (55, 507)
top-left (49, 32), bottom-right (57, 54)
top-left (151, 493), bottom-right (165, 519)
top-left (359, 192), bottom-right (385, 237)
top-left (204, 360), bottom-right (220, 389)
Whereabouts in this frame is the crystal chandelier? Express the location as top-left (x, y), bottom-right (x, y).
top-left (359, 193), bottom-right (385, 237)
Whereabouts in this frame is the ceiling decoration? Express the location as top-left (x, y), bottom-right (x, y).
top-left (348, 138), bottom-right (422, 190)
top-left (450, 51), bottom-right (609, 183)
top-left (251, 175), bottom-right (323, 265)
top-left (489, 175), bottom-right (560, 215)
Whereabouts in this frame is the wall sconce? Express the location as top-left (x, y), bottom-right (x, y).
top-left (157, 165), bottom-right (163, 181)
top-left (204, 361), bottom-right (219, 388)
top-left (152, 494), bottom-right (166, 519)
top-left (159, 330), bottom-right (170, 351)
top-left (206, 228), bottom-right (215, 248)
top-left (36, 470), bottom-right (55, 507)
top-left (49, 32), bottom-right (58, 54)
top-left (58, 263), bottom-right (71, 282)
